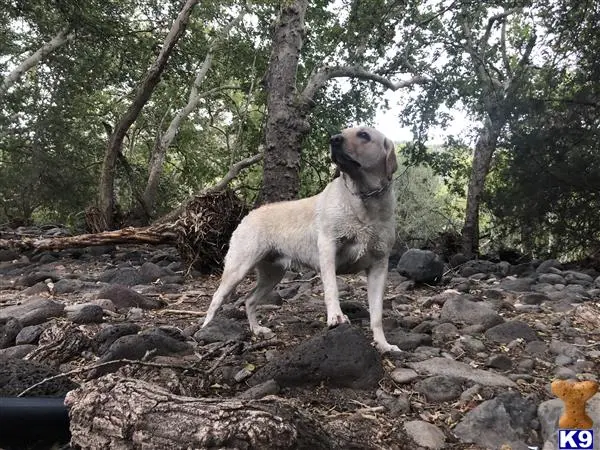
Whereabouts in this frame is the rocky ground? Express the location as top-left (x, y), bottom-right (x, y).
top-left (1, 226), bottom-right (600, 450)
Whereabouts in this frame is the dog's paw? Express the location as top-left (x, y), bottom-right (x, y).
top-left (252, 325), bottom-right (276, 340)
top-left (374, 341), bottom-right (401, 354)
top-left (327, 313), bottom-right (349, 328)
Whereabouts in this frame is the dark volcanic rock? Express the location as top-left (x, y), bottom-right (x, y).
top-left (386, 329), bottom-right (432, 351)
top-left (415, 375), bottom-right (463, 402)
top-left (94, 323), bottom-right (142, 355)
top-left (15, 324), bottom-right (46, 345)
top-left (484, 320), bottom-right (539, 344)
top-left (66, 304), bottom-right (104, 324)
top-left (396, 249), bottom-right (444, 283)
top-left (0, 298), bottom-right (65, 326)
top-left (0, 317), bottom-right (22, 349)
top-left (97, 285), bottom-right (165, 310)
top-left (194, 317), bottom-right (249, 343)
top-left (250, 324), bottom-right (384, 390)
top-left (440, 295), bottom-right (504, 329)
top-left (0, 358), bottom-right (78, 396)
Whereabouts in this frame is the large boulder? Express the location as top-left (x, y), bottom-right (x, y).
top-left (396, 249), bottom-right (444, 283)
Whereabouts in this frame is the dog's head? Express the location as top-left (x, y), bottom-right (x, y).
top-left (330, 127), bottom-right (397, 185)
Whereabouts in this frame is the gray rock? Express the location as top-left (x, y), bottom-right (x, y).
top-left (484, 320), bottom-right (539, 343)
top-left (194, 317), bottom-right (249, 343)
top-left (65, 304), bottom-right (104, 324)
top-left (404, 420), bottom-right (446, 450)
top-left (0, 298), bottom-right (65, 326)
top-left (98, 267), bottom-right (145, 286)
top-left (377, 389), bottom-right (410, 415)
top-left (139, 261), bottom-right (167, 282)
top-left (396, 249), bottom-right (444, 283)
top-left (386, 329), bottom-right (432, 351)
top-left (449, 253), bottom-right (470, 268)
top-left (565, 270), bottom-right (594, 283)
top-left (415, 375), bottom-right (463, 402)
top-left (340, 301), bottom-right (370, 320)
top-left (525, 341), bottom-right (547, 355)
top-left (0, 358), bottom-right (78, 396)
top-left (16, 271), bottom-right (61, 287)
top-left (519, 292), bottom-right (550, 305)
top-left (0, 249), bottom-right (19, 262)
top-left (94, 323), bottom-right (141, 355)
top-left (432, 322), bottom-right (459, 344)
top-left (459, 336), bottom-right (486, 353)
top-left (499, 277), bottom-right (535, 292)
top-left (0, 344), bottom-right (37, 359)
top-left (0, 317), bottom-right (22, 348)
top-left (250, 324), bottom-right (384, 390)
top-left (97, 285), bottom-right (166, 310)
top-left (454, 392), bottom-right (538, 450)
top-left (408, 357), bottom-right (516, 387)
top-left (390, 368), bottom-right (419, 384)
top-left (486, 354), bottom-right (512, 371)
top-left (460, 260), bottom-right (498, 277)
top-left (15, 324), bottom-right (46, 345)
top-left (538, 273), bottom-right (566, 285)
top-left (440, 295), bottom-right (504, 329)
top-left (52, 278), bottom-right (92, 294)
top-left (554, 354), bottom-right (572, 366)
top-left (536, 259), bottom-right (562, 273)
top-left (237, 379), bottom-right (280, 400)
top-left (549, 340), bottom-right (580, 357)
top-left (554, 366), bottom-right (577, 379)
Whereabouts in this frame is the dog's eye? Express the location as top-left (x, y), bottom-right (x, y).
top-left (357, 131), bottom-right (371, 141)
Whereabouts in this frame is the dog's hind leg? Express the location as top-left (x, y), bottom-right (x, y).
top-left (244, 261), bottom-right (286, 339)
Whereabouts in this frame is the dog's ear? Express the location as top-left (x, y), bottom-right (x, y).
top-left (384, 138), bottom-right (398, 180)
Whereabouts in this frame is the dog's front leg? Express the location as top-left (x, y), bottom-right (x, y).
top-left (318, 235), bottom-right (348, 327)
top-left (367, 259), bottom-right (400, 354)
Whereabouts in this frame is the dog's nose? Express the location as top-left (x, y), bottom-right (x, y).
top-left (330, 134), bottom-right (344, 146)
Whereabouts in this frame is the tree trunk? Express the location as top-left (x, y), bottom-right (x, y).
top-left (98, 0), bottom-right (200, 230)
top-left (257, 0), bottom-right (311, 205)
top-left (65, 375), bottom-right (337, 450)
top-left (1, 27), bottom-right (74, 93)
top-left (461, 116), bottom-right (501, 257)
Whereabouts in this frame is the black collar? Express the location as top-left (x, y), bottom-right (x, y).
top-left (343, 176), bottom-right (392, 199)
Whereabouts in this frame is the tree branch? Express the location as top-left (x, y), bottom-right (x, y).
top-left (1, 27), bottom-right (75, 93)
top-left (203, 152), bottom-right (263, 194)
top-left (479, 8), bottom-right (521, 49)
top-left (301, 65), bottom-right (426, 106)
top-left (500, 20), bottom-right (511, 77)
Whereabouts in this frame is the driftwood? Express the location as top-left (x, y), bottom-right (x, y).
top-left (0, 226), bottom-right (177, 252)
top-left (65, 375), bottom-right (337, 450)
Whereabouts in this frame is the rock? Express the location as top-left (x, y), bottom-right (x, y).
top-left (0, 317), bottom-right (22, 348)
top-left (377, 389), bottom-right (410, 415)
top-left (91, 298), bottom-right (117, 312)
top-left (0, 344), bottom-right (36, 359)
top-left (65, 304), bottom-right (104, 324)
top-left (340, 301), bottom-right (370, 320)
top-left (0, 249), bottom-right (19, 262)
top-left (97, 285), bottom-right (166, 310)
top-left (499, 277), bottom-right (535, 292)
top-left (518, 292), bottom-right (550, 305)
top-left (525, 341), bottom-right (547, 355)
top-left (449, 253), bottom-right (470, 268)
top-left (554, 366), bottom-right (577, 379)
top-left (404, 420), bottom-right (446, 450)
top-left (98, 267), bottom-right (146, 286)
top-left (396, 249), bottom-right (444, 283)
top-left (415, 375), bottom-right (463, 402)
top-left (460, 259), bottom-right (498, 277)
top-left (139, 261), bottom-right (167, 282)
top-left (0, 358), bottom-right (78, 396)
top-left (237, 379), bottom-right (280, 400)
top-left (549, 339), bottom-right (580, 357)
top-left (0, 298), bottom-right (65, 326)
top-left (193, 317), bottom-right (249, 343)
top-left (250, 324), bottom-right (383, 390)
top-left (484, 320), bottom-right (539, 344)
top-left (16, 271), bottom-right (61, 287)
top-left (52, 278), bottom-right (88, 294)
top-left (432, 322), bottom-right (459, 344)
top-left (92, 330), bottom-right (193, 377)
top-left (15, 324), bottom-right (46, 345)
top-left (94, 323), bottom-right (141, 355)
top-left (440, 295), bottom-right (504, 329)
top-left (459, 336), bottom-right (486, 353)
top-left (390, 368), bottom-right (419, 384)
top-left (386, 329), bottom-right (432, 351)
top-left (538, 273), bottom-right (566, 285)
top-left (453, 392), bottom-right (538, 449)
top-left (486, 354), bottom-right (512, 371)
top-left (408, 358), bottom-right (516, 387)
top-left (536, 259), bottom-right (562, 273)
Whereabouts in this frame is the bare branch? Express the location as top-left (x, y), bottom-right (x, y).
top-left (203, 152), bottom-right (263, 194)
top-left (1, 27), bottom-right (75, 93)
top-left (479, 8), bottom-right (521, 49)
top-left (301, 65), bottom-right (427, 105)
top-left (500, 20), bottom-right (511, 77)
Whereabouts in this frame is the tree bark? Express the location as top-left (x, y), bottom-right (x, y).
top-left (65, 375), bottom-right (337, 450)
top-left (98, 0), bottom-right (200, 230)
top-left (1, 27), bottom-right (75, 93)
top-left (461, 116), bottom-right (501, 257)
top-left (257, 0), bottom-right (311, 205)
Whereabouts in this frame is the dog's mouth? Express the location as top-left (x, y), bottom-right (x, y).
top-left (331, 145), bottom-right (362, 170)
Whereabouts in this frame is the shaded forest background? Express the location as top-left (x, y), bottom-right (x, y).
top-left (1, 0), bottom-right (599, 261)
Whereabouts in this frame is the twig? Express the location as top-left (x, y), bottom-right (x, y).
top-left (159, 309), bottom-right (206, 316)
top-left (207, 342), bottom-right (241, 374)
top-left (17, 357), bottom-right (205, 397)
top-left (243, 339), bottom-right (285, 352)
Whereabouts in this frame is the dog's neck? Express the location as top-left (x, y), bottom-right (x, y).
top-left (341, 173), bottom-right (393, 201)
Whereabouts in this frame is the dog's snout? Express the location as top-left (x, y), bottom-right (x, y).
top-left (330, 134), bottom-right (344, 146)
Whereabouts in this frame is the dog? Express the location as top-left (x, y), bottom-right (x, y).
top-left (202, 126), bottom-right (401, 353)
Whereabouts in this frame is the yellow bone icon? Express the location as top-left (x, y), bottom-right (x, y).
top-left (551, 379), bottom-right (599, 429)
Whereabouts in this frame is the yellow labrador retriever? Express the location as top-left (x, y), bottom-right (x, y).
top-left (202, 126), bottom-right (400, 353)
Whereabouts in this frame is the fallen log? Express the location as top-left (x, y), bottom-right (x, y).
top-left (65, 374), bottom-right (337, 450)
top-left (0, 226), bottom-right (177, 252)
